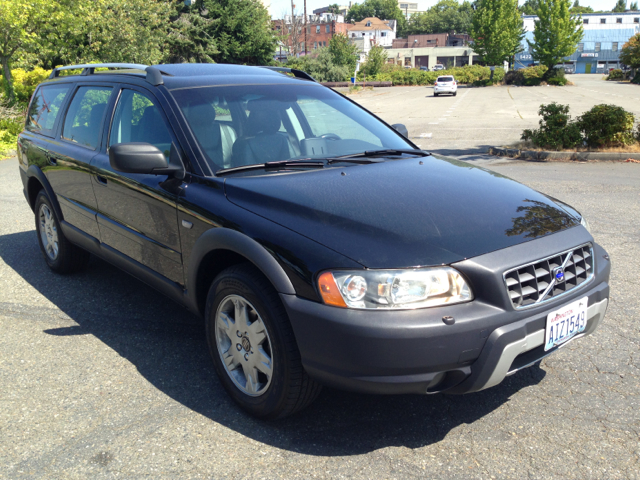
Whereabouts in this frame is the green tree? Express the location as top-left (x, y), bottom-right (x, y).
top-left (327, 4), bottom-right (341, 14)
top-left (362, 44), bottom-right (387, 76)
top-left (520, 0), bottom-right (542, 14)
top-left (620, 33), bottom-right (640, 69)
top-left (612, 0), bottom-right (627, 12)
top-left (346, 0), bottom-right (408, 37)
top-left (470, 0), bottom-right (524, 76)
top-left (631, 2), bottom-right (639, 10)
top-left (0, 0), bottom-right (55, 103)
top-left (165, 1), bottom-right (219, 63)
top-left (328, 33), bottom-right (359, 72)
top-left (570, 0), bottom-right (594, 13)
top-left (406, 0), bottom-right (474, 35)
top-left (14, 0), bottom-right (172, 70)
top-left (200, 0), bottom-right (277, 65)
top-left (528, 0), bottom-right (584, 75)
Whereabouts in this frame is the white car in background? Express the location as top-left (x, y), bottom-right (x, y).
top-left (433, 75), bottom-right (457, 97)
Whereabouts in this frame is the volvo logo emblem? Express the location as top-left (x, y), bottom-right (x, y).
top-left (553, 267), bottom-right (565, 282)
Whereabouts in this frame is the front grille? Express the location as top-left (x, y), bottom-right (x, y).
top-left (504, 244), bottom-right (594, 309)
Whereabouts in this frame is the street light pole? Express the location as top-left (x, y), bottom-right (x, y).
top-left (304, 0), bottom-right (307, 55)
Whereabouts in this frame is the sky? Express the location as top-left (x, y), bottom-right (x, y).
top-left (269, 0), bottom-right (633, 18)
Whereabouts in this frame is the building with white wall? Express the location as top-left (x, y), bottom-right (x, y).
top-left (348, 17), bottom-right (397, 59)
top-left (517, 12), bottom-right (640, 73)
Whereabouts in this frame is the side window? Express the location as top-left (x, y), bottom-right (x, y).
top-left (27, 84), bottom-right (70, 136)
top-left (109, 89), bottom-right (173, 158)
top-left (62, 86), bottom-right (113, 149)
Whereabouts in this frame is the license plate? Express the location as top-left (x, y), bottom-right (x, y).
top-left (544, 296), bottom-right (588, 351)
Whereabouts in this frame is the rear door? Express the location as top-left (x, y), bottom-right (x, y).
top-left (90, 85), bottom-right (184, 284)
top-left (50, 83), bottom-right (116, 239)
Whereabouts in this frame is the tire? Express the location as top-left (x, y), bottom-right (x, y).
top-left (453, 92), bottom-right (457, 96)
top-left (34, 190), bottom-right (90, 274)
top-left (434, 93), bottom-right (438, 97)
top-left (205, 264), bottom-right (321, 419)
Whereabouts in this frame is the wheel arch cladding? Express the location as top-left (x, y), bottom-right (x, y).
top-left (188, 228), bottom-right (296, 317)
top-left (27, 165), bottom-right (63, 220)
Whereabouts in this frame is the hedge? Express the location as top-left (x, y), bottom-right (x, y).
top-left (359, 64), bottom-right (505, 86)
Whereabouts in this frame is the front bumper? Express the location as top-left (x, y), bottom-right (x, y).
top-left (281, 228), bottom-right (610, 395)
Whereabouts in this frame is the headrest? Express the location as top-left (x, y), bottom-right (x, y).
top-left (246, 99), bottom-right (282, 135)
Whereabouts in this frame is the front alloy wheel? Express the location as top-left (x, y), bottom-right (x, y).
top-left (215, 295), bottom-right (273, 396)
top-left (205, 264), bottom-right (321, 419)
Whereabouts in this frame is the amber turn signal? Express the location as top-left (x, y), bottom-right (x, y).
top-left (317, 272), bottom-right (347, 307)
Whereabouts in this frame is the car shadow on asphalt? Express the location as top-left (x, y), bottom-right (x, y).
top-left (0, 230), bottom-right (546, 456)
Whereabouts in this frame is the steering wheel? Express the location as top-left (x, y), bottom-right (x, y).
top-left (319, 133), bottom-right (341, 141)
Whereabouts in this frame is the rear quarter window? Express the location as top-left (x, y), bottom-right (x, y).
top-left (26, 84), bottom-right (71, 136)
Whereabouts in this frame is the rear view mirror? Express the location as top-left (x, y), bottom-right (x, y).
top-left (109, 142), bottom-right (185, 179)
top-left (392, 124), bottom-right (409, 138)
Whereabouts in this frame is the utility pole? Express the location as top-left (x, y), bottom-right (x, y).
top-left (304, 0), bottom-right (308, 55)
top-left (291, 0), bottom-right (296, 56)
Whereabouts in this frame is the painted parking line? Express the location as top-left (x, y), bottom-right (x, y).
top-left (419, 133), bottom-right (433, 138)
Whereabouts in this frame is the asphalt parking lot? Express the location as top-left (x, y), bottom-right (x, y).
top-left (349, 74), bottom-right (640, 156)
top-left (1, 75), bottom-right (640, 479)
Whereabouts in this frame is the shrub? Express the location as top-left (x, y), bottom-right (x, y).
top-left (367, 64), bottom-right (503, 86)
top-left (521, 103), bottom-right (582, 150)
top-left (548, 76), bottom-right (568, 86)
top-left (522, 65), bottom-right (548, 86)
top-left (0, 118), bottom-right (23, 158)
top-left (286, 49), bottom-right (350, 82)
top-left (504, 70), bottom-right (524, 85)
top-left (606, 69), bottom-right (624, 81)
top-left (504, 65), bottom-right (553, 86)
top-left (578, 104), bottom-right (636, 148)
top-left (0, 67), bottom-right (50, 107)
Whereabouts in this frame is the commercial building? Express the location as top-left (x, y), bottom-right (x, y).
top-left (384, 46), bottom-right (478, 69)
top-left (398, 2), bottom-right (424, 18)
top-left (516, 12), bottom-right (640, 73)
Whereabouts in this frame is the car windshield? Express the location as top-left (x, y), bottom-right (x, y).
top-left (438, 76), bottom-right (454, 82)
top-left (170, 83), bottom-right (413, 173)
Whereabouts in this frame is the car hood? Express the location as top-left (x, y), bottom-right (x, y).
top-left (224, 155), bottom-right (580, 268)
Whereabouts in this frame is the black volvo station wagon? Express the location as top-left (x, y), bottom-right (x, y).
top-left (17, 63), bottom-right (610, 418)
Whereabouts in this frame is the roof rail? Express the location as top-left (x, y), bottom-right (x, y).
top-left (48, 63), bottom-right (169, 86)
top-left (260, 66), bottom-right (317, 82)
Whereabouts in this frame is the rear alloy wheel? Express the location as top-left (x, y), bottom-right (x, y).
top-left (34, 190), bottom-right (90, 273)
top-left (205, 264), bottom-right (321, 419)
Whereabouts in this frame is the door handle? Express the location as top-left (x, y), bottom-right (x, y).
top-left (96, 175), bottom-right (108, 185)
top-left (46, 153), bottom-right (57, 166)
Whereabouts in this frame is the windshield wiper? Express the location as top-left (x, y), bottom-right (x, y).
top-left (327, 149), bottom-right (430, 163)
top-left (216, 159), bottom-right (325, 176)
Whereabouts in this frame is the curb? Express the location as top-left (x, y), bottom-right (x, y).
top-left (488, 146), bottom-right (640, 162)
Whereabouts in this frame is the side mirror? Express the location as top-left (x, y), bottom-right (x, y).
top-left (392, 123), bottom-right (409, 138)
top-left (109, 142), bottom-right (185, 180)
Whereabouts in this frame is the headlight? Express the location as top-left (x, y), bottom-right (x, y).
top-left (317, 267), bottom-right (473, 309)
top-left (580, 216), bottom-right (590, 232)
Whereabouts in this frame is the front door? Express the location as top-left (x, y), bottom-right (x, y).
top-left (91, 86), bottom-right (184, 284)
top-left (586, 63), bottom-right (592, 74)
